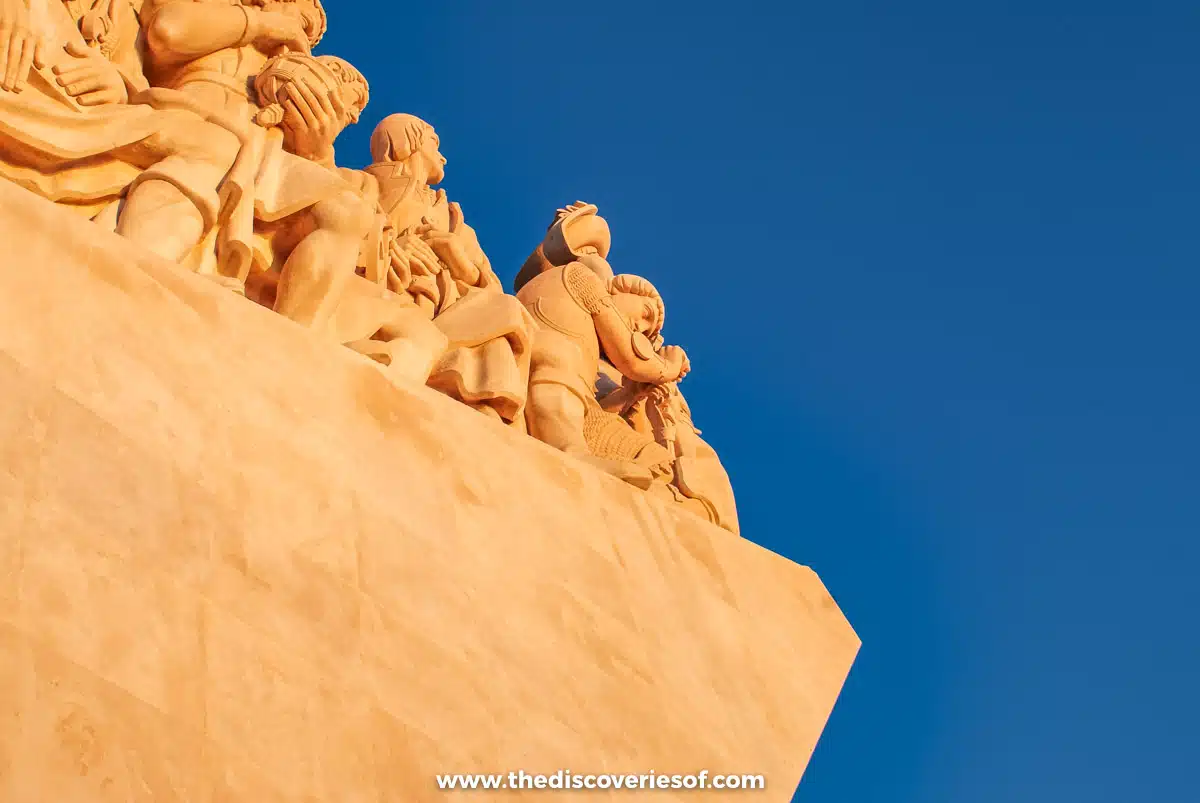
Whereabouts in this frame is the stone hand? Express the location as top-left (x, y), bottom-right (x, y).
top-left (619, 379), bottom-right (660, 408)
top-left (0, 0), bottom-right (46, 93)
top-left (394, 234), bottom-right (443, 278)
top-left (280, 78), bottom-right (347, 163)
top-left (248, 8), bottom-right (310, 56)
top-left (646, 382), bottom-right (675, 404)
top-left (415, 225), bottom-right (480, 285)
top-left (53, 40), bottom-right (126, 106)
top-left (659, 345), bottom-right (690, 382)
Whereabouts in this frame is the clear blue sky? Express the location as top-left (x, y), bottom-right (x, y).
top-left (321, 2), bottom-right (1198, 800)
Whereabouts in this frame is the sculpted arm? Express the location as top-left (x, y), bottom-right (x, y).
top-left (143, 1), bottom-right (308, 66)
top-left (0, 0), bottom-right (44, 93)
top-left (570, 268), bottom-right (685, 383)
top-left (595, 310), bottom-right (685, 383)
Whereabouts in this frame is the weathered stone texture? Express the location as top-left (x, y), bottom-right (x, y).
top-left (0, 182), bottom-right (858, 801)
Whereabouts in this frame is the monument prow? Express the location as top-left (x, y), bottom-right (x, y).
top-left (0, 180), bottom-right (858, 800)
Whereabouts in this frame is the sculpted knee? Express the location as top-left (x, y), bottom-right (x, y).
top-left (156, 112), bottom-right (240, 173)
top-left (312, 190), bottom-right (375, 238)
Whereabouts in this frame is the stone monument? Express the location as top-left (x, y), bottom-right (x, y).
top-left (0, 1), bottom-right (858, 800)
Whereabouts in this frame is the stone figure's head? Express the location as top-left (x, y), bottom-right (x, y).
top-left (316, 56), bottom-right (369, 123)
top-left (370, 114), bottom-right (447, 186)
top-left (607, 274), bottom-right (665, 341)
top-left (253, 52), bottom-right (365, 132)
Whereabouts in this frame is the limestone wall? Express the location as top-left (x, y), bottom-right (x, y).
top-left (0, 180), bottom-right (859, 801)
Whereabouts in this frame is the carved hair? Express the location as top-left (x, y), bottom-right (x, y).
top-left (608, 274), bottom-right (665, 339)
top-left (370, 113), bottom-right (435, 163)
top-left (315, 55), bottom-right (369, 121)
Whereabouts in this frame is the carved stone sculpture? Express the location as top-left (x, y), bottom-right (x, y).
top-left (516, 203), bottom-right (739, 532)
top-left (514, 235), bottom-right (691, 486)
top-left (0, 2), bottom-right (738, 529)
top-left (363, 113), bottom-right (535, 426)
top-left (0, 172), bottom-right (858, 802)
top-left (0, 4), bottom-right (853, 791)
top-left (514, 201), bottom-right (613, 293)
top-left (596, 362), bottom-right (740, 534)
top-left (0, 0), bottom-right (241, 263)
top-left (139, 0), bottom-right (376, 335)
top-left (252, 52), bottom-right (367, 129)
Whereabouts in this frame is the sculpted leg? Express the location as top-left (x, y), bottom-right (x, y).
top-left (527, 383), bottom-right (590, 455)
top-left (350, 307), bottom-right (449, 385)
top-left (526, 383), bottom-right (655, 489)
top-left (646, 481), bottom-right (719, 523)
top-left (118, 179), bottom-right (205, 263)
top-left (274, 189), bottom-right (374, 332)
top-left (113, 114), bottom-right (241, 263)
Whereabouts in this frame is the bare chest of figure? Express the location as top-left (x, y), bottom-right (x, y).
top-left (165, 45), bottom-right (267, 118)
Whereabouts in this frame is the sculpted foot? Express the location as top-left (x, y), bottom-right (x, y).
top-left (202, 274), bottom-right (247, 295)
top-left (571, 453), bottom-right (655, 490)
top-left (347, 338), bottom-right (441, 385)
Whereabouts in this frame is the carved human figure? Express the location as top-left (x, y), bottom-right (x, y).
top-left (362, 113), bottom-right (535, 426)
top-left (200, 56), bottom-right (446, 384)
top-left (516, 203), bottom-right (738, 530)
top-left (515, 247), bottom-right (691, 486)
top-left (596, 363), bottom-right (740, 535)
top-left (138, 0), bottom-right (375, 334)
top-left (0, 0), bottom-right (240, 262)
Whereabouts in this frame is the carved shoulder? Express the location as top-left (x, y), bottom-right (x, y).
top-left (561, 261), bottom-right (612, 316)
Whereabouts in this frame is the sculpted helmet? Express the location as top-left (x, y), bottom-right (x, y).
top-left (514, 201), bottom-right (613, 293)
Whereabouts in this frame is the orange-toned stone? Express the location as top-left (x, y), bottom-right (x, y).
top-left (0, 181), bottom-right (858, 800)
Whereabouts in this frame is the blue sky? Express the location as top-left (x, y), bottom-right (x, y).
top-left (321, 2), bottom-right (1198, 800)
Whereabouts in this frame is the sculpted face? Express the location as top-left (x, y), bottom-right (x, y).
top-left (338, 83), bottom-right (367, 124)
top-left (611, 293), bottom-right (659, 336)
top-left (368, 114), bottom-right (446, 185)
top-left (423, 129), bottom-right (447, 185)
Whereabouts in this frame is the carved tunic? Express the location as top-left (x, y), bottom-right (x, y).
top-left (360, 162), bottom-right (534, 426)
top-left (0, 0), bottom-right (228, 221)
top-left (137, 1), bottom-right (359, 278)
